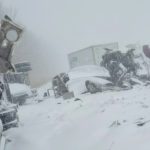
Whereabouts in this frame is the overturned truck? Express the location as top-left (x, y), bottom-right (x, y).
top-left (0, 16), bottom-right (23, 150)
top-left (0, 15), bottom-right (23, 133)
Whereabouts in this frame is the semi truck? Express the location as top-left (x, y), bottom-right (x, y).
top-left (0, 15), bottom-right (23, 149)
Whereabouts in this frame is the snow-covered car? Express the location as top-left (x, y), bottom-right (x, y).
top-left (67, 65), bottom-right (112, 95)
top-left (9, 83), bottom-right (32, 105)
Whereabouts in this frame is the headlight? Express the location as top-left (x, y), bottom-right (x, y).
top-left (6, 29), bottom-right (19, 42)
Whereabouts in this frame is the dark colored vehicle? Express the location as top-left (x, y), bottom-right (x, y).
top-left (52, 73), bottom-right (69, 98)
top-left (85, 49), bottom-right (140, 94)
top-left (0, 15), bottom-right (23, 149)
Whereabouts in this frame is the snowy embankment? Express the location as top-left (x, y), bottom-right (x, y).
top-left (4, 85), bottom-right (150, 150)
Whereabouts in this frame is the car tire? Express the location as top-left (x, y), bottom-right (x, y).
top-left (85, 81), bottom-right (98, 94)
top-left (19, 98), bottom-right (26, 105)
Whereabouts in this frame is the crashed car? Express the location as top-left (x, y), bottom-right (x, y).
top-left (67, 64), bottom-right (136, 96)
top-left (67, 65), bottom-right (113, 95)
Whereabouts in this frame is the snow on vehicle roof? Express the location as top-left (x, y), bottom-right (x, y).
top-left (68, 65), bottom-right (109, 80)
top-left (9, 83), bottom-right (32, 96)
top-left (67, 76), bottom-right (110, 85)
top-left (67, 76), bottom-right (111, 96)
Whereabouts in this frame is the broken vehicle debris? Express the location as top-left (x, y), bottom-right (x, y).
top-left (52, 73), bottom-right (69, 98)
top-left (85, 49), bottom-right (141, 94)
top-left (101, 49), bottom-right (139, 86)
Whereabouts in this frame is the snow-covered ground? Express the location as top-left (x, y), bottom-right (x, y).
top-left (4, 85), bottom-right (150, 150)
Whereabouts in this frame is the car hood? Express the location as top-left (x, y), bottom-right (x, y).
top-left (68, 65), bottom-right (110, 80)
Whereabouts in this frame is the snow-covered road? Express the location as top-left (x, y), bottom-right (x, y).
top-left (4, 85), bottom-right (150, 150)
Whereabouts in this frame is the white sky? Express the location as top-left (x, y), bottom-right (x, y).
top-left (2, 0), bottom-right (150, 86)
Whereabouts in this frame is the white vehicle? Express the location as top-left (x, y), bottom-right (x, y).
top-left (67, 65), bottom-right (133, 96)
top-left (67, 65), bottom-right (111, 96)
